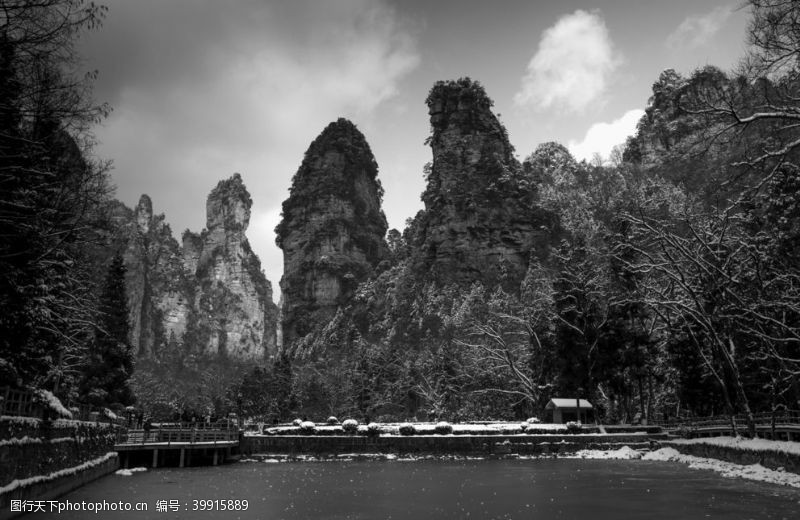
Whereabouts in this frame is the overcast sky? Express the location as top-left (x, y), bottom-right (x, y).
top-left (78, 0), bottom-right (749, 303)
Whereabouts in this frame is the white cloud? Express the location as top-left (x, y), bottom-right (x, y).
top-left (666, 5), bottom-right (733, 49)
top-left (568, 109), bottom-right (644, 162)
top-left (514, 10), bottom-right (621, 112)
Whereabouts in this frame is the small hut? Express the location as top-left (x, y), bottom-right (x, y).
top-left (545, 398), bottom-right (593, 424)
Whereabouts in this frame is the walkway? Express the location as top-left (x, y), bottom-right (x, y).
top-left (115, 424), bottom-right (239, 468)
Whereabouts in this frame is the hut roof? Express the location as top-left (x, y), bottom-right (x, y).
top-left (545, 398), bottom-right (593, 409)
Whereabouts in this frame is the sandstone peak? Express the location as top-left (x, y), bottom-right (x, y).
top-left (134, 194), bottom-right (153, 233)
top-left (414, 78), bottom-right (550, 288)
top-left (426, 78), bottom-right (509, 149)
top-left (206, 172), bottom-right (252, 231)
top-left (277, 118), bottom-right (387, 349)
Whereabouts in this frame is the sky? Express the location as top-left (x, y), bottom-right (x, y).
top-left (78, 0), bottom-right (750, 303)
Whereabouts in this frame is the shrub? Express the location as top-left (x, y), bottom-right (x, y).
top-left (292, 418), bottom-right (302, 426)
top-left (326, 416), bottom-right (339, 425)
top-left (435, 421), bottom-right (453, 435)
top-left (366, 422), bottom-right (381, 436)
top-left (526, 417), bottom-right (541, 424)
top-left (342, 419), bottom-right (358, 433)
top-left (566, 421), bottom-right (582, 434)
top-left (398, 423), bottom-right (416, 436)
top-left (300, 421), bottom-right (316, 434)
top-left (520, 423), bottom-right (528, 432)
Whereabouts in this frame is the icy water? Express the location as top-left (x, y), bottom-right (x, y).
top-left (38, 458), bottom-right (799, 519)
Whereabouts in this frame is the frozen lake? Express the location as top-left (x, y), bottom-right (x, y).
top-left (45, 458), bottom-right (799, 519)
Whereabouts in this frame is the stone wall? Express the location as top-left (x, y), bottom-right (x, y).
top-left (0, 417), bottom-right (118, 489)
top-left (242, 433), bottom-right (664, 456)
top-left (0, 417), bottom-right (119, 519)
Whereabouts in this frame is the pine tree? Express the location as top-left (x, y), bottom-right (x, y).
top-left (81, 254), bottom-right (134, 407)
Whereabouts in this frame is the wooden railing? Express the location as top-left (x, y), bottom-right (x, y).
top-left (115, 423), bottom-right (240, 446)
top-left (652, 410), bottom-right (800, 433)
top-left (0, 386), bottom-right (36, 417)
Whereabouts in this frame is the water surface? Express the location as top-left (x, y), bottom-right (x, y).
top-left (37, 458), bottom-right (800, 519)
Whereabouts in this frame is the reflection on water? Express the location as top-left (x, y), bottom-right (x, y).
top-left (35, 458), bottom-right (800, 519)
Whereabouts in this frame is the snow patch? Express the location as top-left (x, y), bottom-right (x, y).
top-left (644, 447), bottom-right (800, 488)
top-left (35, 389), bottom-right (72, 419)
top-left (669, 436), bottom-right (800, 456)
top-left (573, 446), bottom-right (644, 459)
top-left (115, 467), bottom-right (147, 476)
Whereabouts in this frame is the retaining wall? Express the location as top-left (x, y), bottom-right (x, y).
top-left (0, 417), bottom-right (117, 486)
top-left (0, 416), bottom-right (120, 519)
top-left (242, 433), bottom-right (666, 456)
top-left (664, 441), bottom-right (800, 473)
top-left (0, 454), bottom-right (118, 520)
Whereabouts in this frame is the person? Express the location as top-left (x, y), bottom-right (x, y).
top-left (143, 417), bottom-right (152, 441)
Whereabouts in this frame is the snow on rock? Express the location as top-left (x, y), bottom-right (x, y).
top-left (115, 467), bottom-right (147, 476)
top-left (669, 436), bottom-right (800, 456)
top-left (644, 447), bottom-right (800, 488)
top-left (0, 452), bottom-right (117, 494)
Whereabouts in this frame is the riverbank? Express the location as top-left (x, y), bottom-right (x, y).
top-left (664, 436), bottom-right (800, 473)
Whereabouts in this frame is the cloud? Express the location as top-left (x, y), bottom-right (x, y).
top-left (83, 0), bottom-right (420, 301)
top-left (568, 109), bottom-right (644, 162)
top-left (514, 10), bottom-right (621, 112)
top-left (666, 5), bottom-right (733, 49)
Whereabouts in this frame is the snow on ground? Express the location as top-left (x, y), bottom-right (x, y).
top-left (114, 467), bottom-right (147, 476)
top-left (571, 446), bottom-right (644, 460)
top-left (669, 436), bottom-right (800, 456)
top-left (642, 447), bottom-right (800, 488)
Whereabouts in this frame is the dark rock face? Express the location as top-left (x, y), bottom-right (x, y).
top-left (277, 118), bottom-right (388, 347)
top-left (415, 78), bottom-right (552, 287)
top-left (122, 174), bottom-right (277, 361)
top-left (124, 194), bottom-right (189, 358)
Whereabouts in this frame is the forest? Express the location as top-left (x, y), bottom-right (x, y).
top-left (0, 0), bottom-right (798, 435)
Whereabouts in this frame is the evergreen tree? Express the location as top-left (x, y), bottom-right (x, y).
top-left (80, 254), bottom-right (134, 406)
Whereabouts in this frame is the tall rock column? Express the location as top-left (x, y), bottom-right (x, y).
top-left (277, 118), bottom-right (388, 348)
top-left (182, 173), bottom-right (278, 360)
top-left (123, 194), bottom-right (190, 358)
top-left (416, 78), bottom-right (551, 287)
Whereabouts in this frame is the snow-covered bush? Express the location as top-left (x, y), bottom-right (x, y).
top-left (103, 408), bottom-right (118, 420)
top-left (520, 422), bottom-right (528, 432)
top-left (366, 422), bottom-right (381, 436)
top-left (566, 421), bottom-right (582, 433)
top-left (435, 421), bottom-right (453, 435)
top-left (326, 416), bottom-right (339, 425)
top-left (398, 423), bottom-right (416, 436)
top-left (292, 418), bottom-right (302, 426)
top-left (526, 417), bottom-right (541, 424)
top-left (342, 419), bottom-right (358, 433)
top-left (35, 389), bottom-right (72, 419)
top-left (299, 421), bottom-right (316, 434)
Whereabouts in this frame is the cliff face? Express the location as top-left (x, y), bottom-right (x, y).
top-left (414, 78), bottom-right (553, 287)
top-left (122, 174), bottom-right (277, 361)
top-left (122, 194), bottom-right (190, 358)
top-left (183, 173), bottom-right (278, 360)
top-left (276, 118), bottom-right (388, 347)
